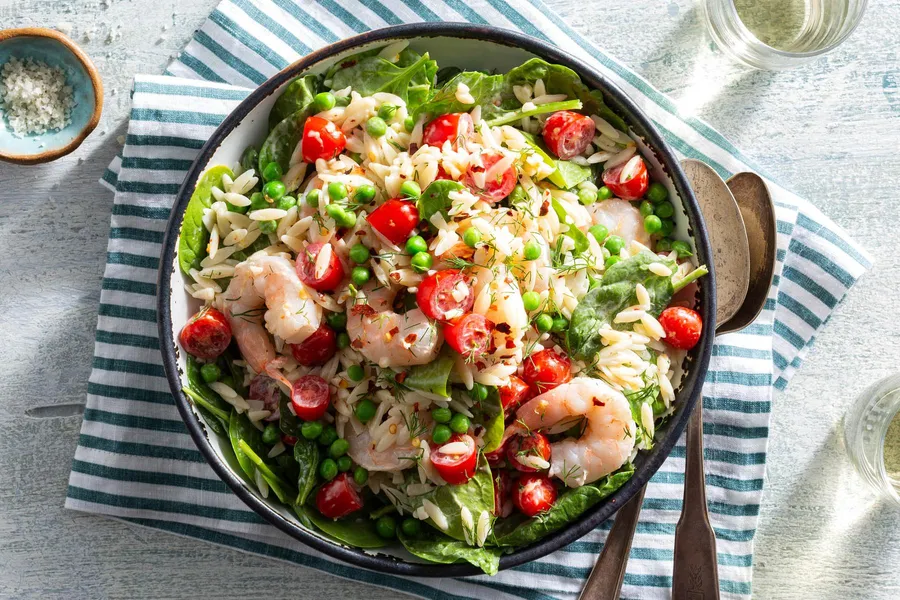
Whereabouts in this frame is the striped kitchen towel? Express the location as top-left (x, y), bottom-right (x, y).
top-left (71, 1), bottom-right (872, 599)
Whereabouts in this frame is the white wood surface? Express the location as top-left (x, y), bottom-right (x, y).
top-left (2, 0), bottom-right (900, 598)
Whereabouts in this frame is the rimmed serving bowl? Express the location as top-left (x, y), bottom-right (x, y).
top-left (158, 24), bottom-right (715, 577)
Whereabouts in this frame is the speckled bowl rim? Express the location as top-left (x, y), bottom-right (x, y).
top-left (0, 27), bottom-right (103, 165)
top-left (158, 23), bottom-right (716, 578)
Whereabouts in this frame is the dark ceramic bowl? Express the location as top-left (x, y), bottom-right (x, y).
top-left (158, 23), bottom-right (715, 577)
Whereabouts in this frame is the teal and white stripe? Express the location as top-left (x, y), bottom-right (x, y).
top-left (79, 1), bottom-right (871, 598)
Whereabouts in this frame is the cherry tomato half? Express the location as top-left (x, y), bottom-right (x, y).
top-left (658, 306), bottom-right (703, 350)
top-left (522, 348), bottom-right (572, 394)
top-left (179, 307), bottom-right (232, 360)
top-left (417, 270), bottom-right (474, 322)
top-left (289, 323), bottom-right (337, 366)
top-left (498, 375), bottom-right (532, 415)
top-left (291, 374), bottom-right (331, 421)
top-left (542, 110), bottom-right (596, 160)
top-left (462, 152), bottom-right (517, 203)
top-left (430, 433), bottom-right (477, 485)
top-left (493, 470), bottom-right (514, 518)
top-left (514, 474), bottom-right (557, 517)
top-left (601, 155), bottom-right (649, 201)
top-left (367, 198), bottom-right (419, 246)
top-left (296, 242), bottom-right (345, 292)
top-left (444, 313), bottom-right (495, 359)
top-left (302, 116), bottom-right (346, 163)
top-left (506, 432), bottom-right (552, 473)
top-left (422, 113), bottom-right (473, 148)
top-left (249, 375), bottom-right (281, 421)
top-left (316, 472), bottom-right (364, 519)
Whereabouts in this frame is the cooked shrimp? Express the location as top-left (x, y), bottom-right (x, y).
top-left (346, 284), bottom-right (442, 368)
top-left (222, 254), bottom-right (322, 374)
top-left (346, 427), bottom-right (418, 472)
top-left (586, 198), bottom-right (651, 247)
top-left (514, 377), bottom-right (636, 487)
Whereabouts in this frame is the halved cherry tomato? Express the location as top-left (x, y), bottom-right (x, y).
top-left (493, 470), bottom-right (514, 518)
top-left (659, 306), bottom-right (703, 350)
top-left (249, 375), bottom-right (281, 421)
top-left (296, 242), bottom-right (344, 291)
top-left (444, 313), bottom-right (494, 358)
top-left (485, 436), bottom-right (510, 467)
top-left (289, 324), bottom-right (337, 366)
top-left (316, 472), bottom-right (364, 519)
top-left (367, 198), bottom-right (419, 246)
top-left (422, 113), bottom-right (473, 148)
top-left (462, 152), bottom-right (517, 203)
top-left (430, 433), bottom-right (477, 485)
top-left (302, 116), bottom-right (346, 163)
top-left (416, 270), bottom-right (474, 322)
top-left (602, 155), bottom-right (649, 201)
top-left (281, 434), bottom-right (298, 446)
top-left (179, 307), bottom-right (232, 360)
top-left (514, 474), bottom-right (557, 517)
top-left (506, 432), bottom-right (552, 473)
top-left (522, 348), bottom-right (572, 394)
top-left (291, 374), bottom-right (331, 421)
top-left (499, 375), bottom-right (532, 415)
top-left (542, 110), bottom-right (596, 160)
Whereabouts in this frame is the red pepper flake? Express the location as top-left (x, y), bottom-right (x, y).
top-left (395, 372), bottom-right (408, 384)
top-left (539, 200), bottom-right (550, 216)
top-left (404, 333), bottom-right (419, 344)
top-left (388, 326), bottom-right (400, 337)
top-left (592, 397), bottom-right (606, 407)
top-left (352, 305), bottom-right (376, 317)
top-left (495, 322), bottom-right (512, 334)
top-left (505, 339), bottom-right (517, 349)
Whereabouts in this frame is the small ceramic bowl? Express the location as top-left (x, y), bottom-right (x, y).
top-left (0, 27), bottom-right (103, 164)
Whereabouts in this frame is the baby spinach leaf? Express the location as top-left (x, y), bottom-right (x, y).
top-left (417, 179), bottom-right (464, 223)
top-left (409, 457), bottom-right (494, 542)
top-left (492, 465), bottom-right (634, 547)
top-left (258, 108), bottom-right (312, 175)
top-left (178, 165), bottom-right (233, 275)
top-left (330, 51), bottom-right (437, 113)
top-left (297, 505), bottom-right (390, 548)
top-left (404, 350), bottom-right (455, 398)
top-left (435, 66), bottom-right (462, 87)
top-left (269, 74), bottom-right (319, 129)
top-left (294, 439), bottom-right (320, 505)
top-left (279, 393), bottom-right (301, 437)
top-left (414, 70), bottom-right (507, 122)
top-left (484, 98), bottom-right (581, 128)
top-left (398, 529), bottom-right (501, 575)
top-left (566, 251), bottom-right (677, 361)
top-left (324, 48), bottom-right (381, 82)
top-left (471, 387), bottom-right (504, 453)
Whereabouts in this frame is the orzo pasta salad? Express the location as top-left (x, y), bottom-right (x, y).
top-left (176, 42), bottom-right (707, 573)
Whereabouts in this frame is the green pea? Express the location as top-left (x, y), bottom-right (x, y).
top-left (523, 240), bottom-right (541, 261)
top-left (306, 189), bottom-right (320, 208)
top-left (354, 184), bottom-right (376, 204)
top-left (325, 203), bottom-right (346, 221)
top-left (259, 220), bottom-right (277, 234)
top-left (577, 187), bottom-right (597, 205)
top-left (410, 252), bottom-right (433, 273)
top-left (375, 515), bottom-right (397, 539)
top-left (250, 191), bottom-right (268, 211)
top-left (329, 438), bottom-right (350, 459)
top-left (378, 104), bottom-right (398, 121)
top-left (639, 200), bottom-right (654, 218)
top-left (337, 455), bottom-right (352, 472)
top-left (263, 180), bottom-right (285, 202)
top-left (262, 161), bottom-right (283, 183)
top-left (366, 116), bottom-right (388, 138)
top-left (535, 313), bottom-right (554, 333)
top-left (301, 421), bottom-right (323, 441)
top-left (404, 115), bottom-right (415, 132)
top-left (240, 146), bottom-right (259, 172)
top-left (472, 383), bottom-right (489, 402)
top-left (262, 422), bottom-right (280, 445)
top-left (597, 186), bottom-right (613, 200)
top-left (226, 199), bottom-right (249, 215)
top-left (325, 311), bottom-right (347, 330)
top-left (655, 238), bottom-right (674, 253)
top-left (522, 290), bottom-right (541, 312)
top-left (276, 195), bottom-right (297, 211)
top-left (432, 407), bottom-right (452, 424)
top-left (336, 332), bottom-right (351, 350)
top-left (646, 182), bottom-right (668, 203)
top-left (604, 235), bottom-right (625, 254)
top-left (449, 413), bottom-right (470, 434)
top-left (347, 365), bottom-right (365, 382)
top-left (551, 314), bottom-right (569, 333)
top-left (200, 363), bottom-right (221, 383)
top-left (605, 255), bottom-right (621, 268)
top-left (337, 210), bottom-right (357, 229)
top-left (508, 184), bottom-right (527, 207)
top-left (405, 235), bottom-right (428, 255)
top-left (318, 425), bottom-right (338, 447)
top-left (319, 458), bottom-right (338, 481)
top-left (327, 181), bottom-right (347, 201)
top-left (660, 218), bottom-right (675, 237)
top-left (588, 224), bottom-right (609, 245)
top-left (672, 240), bottom-right (693, 258)
top-left (401, 518), bottom-right (421, 537)
top-left (655, 201), bottom-right (674, 219)
top-left (644, 215), bottom-right (662, 234)
top-left (432, 424), bottom-right (452, 444)
top-left (313, 91), bottom-right (336, 112)
top-left (353, 466), bottom-right (369, 485)
top-left (355, 398), bottom-right (376, 423)
top-left (351, 266), bottom-right (371, 286)
top-left (349, 243), bottom-right (370, 264)
top-left (463, 227), bottom-right (482, 248)
top-left (400, 180), bottom-right (421, 199)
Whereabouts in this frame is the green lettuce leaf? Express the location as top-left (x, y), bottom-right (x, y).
top-left (417, 179), bottom-right (464, 223)
top-left (408, 457), bottom-right (494, 541)
top-left (178, 165), bottom-right (233, 275)
top-left (398, 529), bottom-right (501, 575)
top-left (269, 74), bottom-right (319, 129)
top-left (258, 109), bottom-right (313, 175)
top-left (330, 50), bottom-right (437, 113)
top-left (296, 505), bottom-right (389, 548)
top-left (471, 387), bottom-right (504, 453)
top-left (403, 350), bottom-right (455, 398)
top-left (293, 439), bottom-right (319, 506)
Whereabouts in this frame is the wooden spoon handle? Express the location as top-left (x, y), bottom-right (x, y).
top-left (578, 485), bottom-right (646, 600)
top-left (672, 400), bottom-right (720, 600)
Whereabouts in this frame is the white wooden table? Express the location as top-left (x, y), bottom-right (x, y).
top-left (2, 0), bottom-right (900, 598)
